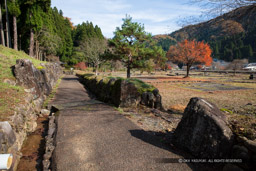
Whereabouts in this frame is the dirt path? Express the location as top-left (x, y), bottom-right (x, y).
top-left (51, 75), bottom-right (194, 171)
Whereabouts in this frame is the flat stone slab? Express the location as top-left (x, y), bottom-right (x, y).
top-left (51, 75), bottom-right (193, 171)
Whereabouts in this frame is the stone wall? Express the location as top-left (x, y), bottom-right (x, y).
top-left (0, 59), bottom-right (62, 170)
top-left (174, 97), bottom-right (256, 171)
top-left (78, 74), bottom-right (162, 109)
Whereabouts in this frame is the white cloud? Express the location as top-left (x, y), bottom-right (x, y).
top-left (51, 0), bottom-right (203, 38)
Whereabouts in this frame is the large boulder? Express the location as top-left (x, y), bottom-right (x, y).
top-left (173, 97), bottom-right (234, 158)
top-left (0, 122), bottom-right (16, 153)
top-left (14, 59), bottom-right (45, 99)
top-left (119, 80), bottom-right (141, 107)
top-left (141, 89), bottom-right (162, 109)
top-left (111, 79), bottom-right (141, 107)
top-left (14, 59), bottom-right (62, 99)
top-left (111, 79), bottom-right (122, 106)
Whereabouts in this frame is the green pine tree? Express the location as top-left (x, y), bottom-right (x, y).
top-left (108, 15), bottom-right (166, 78)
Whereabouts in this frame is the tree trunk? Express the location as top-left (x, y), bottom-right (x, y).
top-left (127, 54), bottom-right (132, 78)
top-left (127, 63), bottom-right (131, 78)
top-left (5, 0), bottom-right (11, 48)
top-left (19, 34), bottom-right (21, 50)
top-left (95, 64), bottom-right (98, 75)
top-left (185, 64), bottom-right (190, 78)
top-left (13, 16), bottom-right (18, 50)
top-left (29, 28), bottom-right (34, 57)
top-left (0, 4), bottom-right (5, 46)
top-left (35, 40), bottom-right (39, 60)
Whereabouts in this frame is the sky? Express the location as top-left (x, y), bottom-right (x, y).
top-left (51, 0), bottom-right (202, 38)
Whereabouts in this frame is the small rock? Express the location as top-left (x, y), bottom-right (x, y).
top-left (152, 89), bottom-right (159, 96)
top-left (141, 92), bottom-right (148, 105)
top-left (232, 145), bottom-right (250, 163)
top-left (43, 159), bottom-right (50, 169)
top-left (223, 164), bottom-right (244, 171)
top-left (41, 109), bottom-right (51, 115)
top-left (0, 122), bottom-right (16, 153)
top-left (26, 121), bottom-right (37, 132)
top-left (252, 154), bottom-right (256, 163)
top-left (243, 139), bottom-right (256, 153)
top-left (233, 145), bottom-right (248, 153)
top-left (24, 87), bottom-right (35, 93)
top-left (24, 94), bottom-right (33, 103)
top-left (3, 79), bottom-right (16, 86)
top-left (48, 128), bottom-right (55, 137)
top-left (44, 153), bottom-right (52, 160)
top-left (236, 136), bottom-right (248, 143)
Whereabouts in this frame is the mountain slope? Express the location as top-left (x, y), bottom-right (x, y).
top-left (156, 4), bottom-right (256, 62)
top-left (153, 35), bottom-right (176, 52)
top-left (170, 4), bottom-right (256, 42)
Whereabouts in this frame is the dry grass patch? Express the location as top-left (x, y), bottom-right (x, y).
top-left (168, 104), bottom-right (186, 114)
top-left (0, 45), bottom-right (44, 121)
top-left (0, 83), bottom-right (25, 121)
top-left (149, 74), bottom-right (256, 140)
top-left (228, 114), bottom-right (256, 140)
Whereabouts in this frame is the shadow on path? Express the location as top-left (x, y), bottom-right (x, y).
top-left (61, 77), bottom-right (79, 81)
top-left (129, 129), bottom-right (219, 171)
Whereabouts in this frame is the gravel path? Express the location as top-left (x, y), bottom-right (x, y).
top-left (50, 75), bottom-right (194, 171)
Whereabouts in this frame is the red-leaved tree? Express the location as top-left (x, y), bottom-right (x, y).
top-left (167, 40), bottom-right (212, 77)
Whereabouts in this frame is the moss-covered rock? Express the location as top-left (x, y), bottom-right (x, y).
top-left (77, 73), bottom-right (162, 109)
top-left (111, 78), bottom-right (123, 106)
top-left (126, 78), bottom-right (155, 94)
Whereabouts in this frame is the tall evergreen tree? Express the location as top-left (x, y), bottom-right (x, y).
top-left (19, 0), bottom-right (50, 57)
top-left (4, 0), bottom-right (11, 47)
top-left (0, 3), bottom-right (5, 46)
top-left (9, 0), bottom-right (21, 50)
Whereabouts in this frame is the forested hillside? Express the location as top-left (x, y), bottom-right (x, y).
top-left (156, 4), bottom-right (256, 62)
top-left (0, 0), bottom-right (104, 65)
top-left (209, 27), bottom-right (255, 62)
top-left (152, 35), bottom-right (176, 52)
top-left (170, 5), bottom-right (256, 42)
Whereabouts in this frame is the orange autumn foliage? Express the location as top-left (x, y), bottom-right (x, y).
top-left (167, 40), bottom-right (212, 77)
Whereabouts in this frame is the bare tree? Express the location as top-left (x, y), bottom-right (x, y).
top-left (179, 0), bottom-right (256, 27)
top-left (226, 59), bottom-right (248, 75)
top-left (0, 3), bottom-right (5, 46)
top-left (191, 0), bottom-right (256, 16)
top-left (81, 38), bottom-right (107, 75)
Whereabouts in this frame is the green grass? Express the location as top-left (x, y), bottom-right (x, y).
top-left (43, 78), bottom-right (62, 108)
top-left (114, 107), bottom-right (124, 114)
top-left (0, 45), bottom-right (46, 81)
top-left (127, 78), bottom-right (156, 94)
top-left (220, 108), bottom-right (233, 114)
top-left (0, 45), bottom-right (45, 121)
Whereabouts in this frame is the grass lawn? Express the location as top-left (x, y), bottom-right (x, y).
top-left (0, 45), bottom-right (45, 121)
